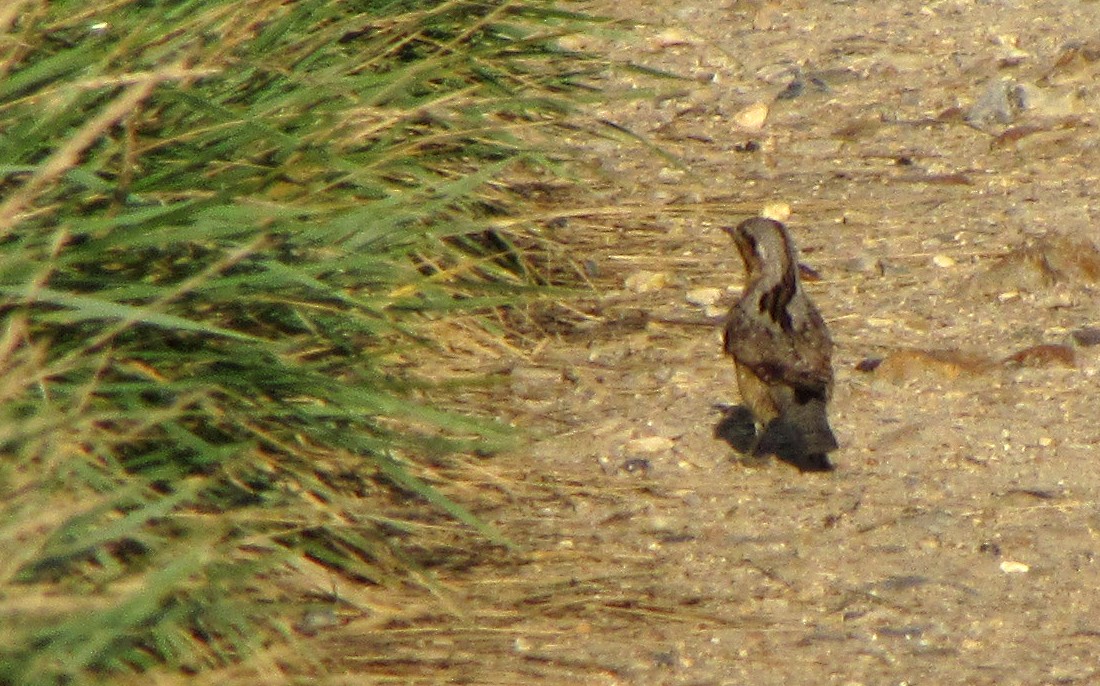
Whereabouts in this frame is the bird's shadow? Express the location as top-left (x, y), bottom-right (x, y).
top-left (712, 404), bottom-right (757, 453)
top-left (713, 404), bottom-right (834, 473)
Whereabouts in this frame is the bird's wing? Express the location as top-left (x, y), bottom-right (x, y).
top-left (723, 306), bottom-right (832, 398)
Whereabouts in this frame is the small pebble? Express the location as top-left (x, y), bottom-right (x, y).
top-left (841, 255), bottom-right (882, 274)
top-left (686, 287), bottom-right (722, 308)
top-left (761, 202), bottom-right (791, 221)
top-left (775, 77), bottom-right (805, 100)
top-left (932, 254), bottom-right (956, 268)
top-left (622, 458), bottom-right (651, 474)
top-left (855, 357), bottom-right (883, 373)
top-left (657, 167), bottom-right (684, 183)
top-left (295, 608), bottom-right (340, 636)
top-left (733, 101), bottom-right (769, 131)
top-left (704, 304), bottom-right (726, 318)
top-left (650, 28), bottom-right (695, 49)
top-left (1000, 560), bottom-right (1030, 574)
top-left (1072, 327), bottom-right (1100, 346)
top-left (625, 436), bottom-right (675, 454)
top-left (625, 270), bottom-right (672, 293)
top-left (968, 78), bottom-right (1016, 126)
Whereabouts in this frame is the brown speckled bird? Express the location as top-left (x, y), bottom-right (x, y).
top-left (722, 217), bottom-right (838, 471)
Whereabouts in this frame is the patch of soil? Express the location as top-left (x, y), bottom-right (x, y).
top-left (306, 1), bottom-right (1100, 684)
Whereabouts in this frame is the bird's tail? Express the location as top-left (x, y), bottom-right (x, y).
top-left (754, 398), bottom-right (837, 472)
top-left (787, 398), bottom-right (838, 454)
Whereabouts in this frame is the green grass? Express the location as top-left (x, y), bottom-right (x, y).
top-left (0, 1), bottom-right (613, 682)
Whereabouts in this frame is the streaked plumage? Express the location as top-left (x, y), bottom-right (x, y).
top-left (722, 217), bottom-right (837, 471)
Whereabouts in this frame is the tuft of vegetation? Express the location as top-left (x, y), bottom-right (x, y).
top-left (0, 0), bottom-right (610, 682)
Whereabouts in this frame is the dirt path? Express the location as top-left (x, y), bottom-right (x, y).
top-left (315, 2), bottom-right (1100, 684)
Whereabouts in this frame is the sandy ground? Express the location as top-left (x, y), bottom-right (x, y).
top-left (305, 1), bottom-right (1100, 684)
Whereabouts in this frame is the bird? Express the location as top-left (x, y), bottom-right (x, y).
top-left (721, 217), bottom-right (838, 472)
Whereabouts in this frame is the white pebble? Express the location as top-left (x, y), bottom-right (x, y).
top-left (686, 287), bottom-right (722, 307)
top-left (625, 436), bottom-right (675, 453)
top-left (624, 270), bottom-right (671, 293)
top-left (733, 101), bottom-right (769, 131)
top-left (761, 202), bottom-right (791, 221)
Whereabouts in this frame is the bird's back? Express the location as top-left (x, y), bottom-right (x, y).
top-left (720, 217), bottom-right (838, 470)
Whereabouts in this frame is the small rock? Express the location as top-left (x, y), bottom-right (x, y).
top-left (866, 317), bottom-right (896, 328)
top-left (625, 270), bottom-right (672, 293)
top-left (625, 436), bottom-right (675, 454)
top-left (646, 515), bottom-right (674, 532)
top-left (932, 254), bottom-right (956, 268)
top-left (841, 255), bottom-right (883, 274)
top-left (657, 167), bottom-right (684, 183)
top-left (295, 608), bottom-right (341, 636)
top-left (556, 34), bottom-right (597, 52)
top-left (967, 78), bottom-right (1017, 128)
top-left (650, 28), bottom-right (695, 49)
top-left (1036, 290), bottom-right (1076, 309)
top-left (775, 77), bottom-right (805, 100)
top-left (704, 304), bottom-right (727, 319)
top-left (760, 202), bottom-right (791, 222)
top-left (733, 101), bottom-right (769, 131)
top-left (513, 637), bottom-right (533, 653)
top-left (621, 458), bottom-right (651, 474)
top-left (855, 357), bottom-right (883, 373)
top-left (1072, 327), bottom-right (1100, 346)
top-left (1000, 560), bottom-right (1030, 574)
top-left (686, 287), bottom-right (722, 308)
